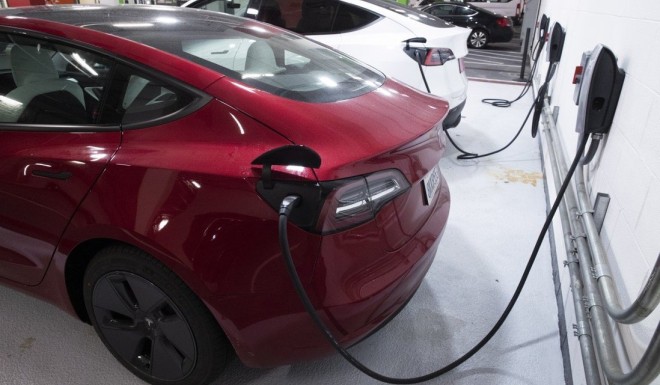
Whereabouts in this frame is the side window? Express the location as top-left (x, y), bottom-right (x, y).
top-left (0, 35), bottom-right (113, 126)
top-left (456, 6), bottom-right (476, 16)
top-left (427, 5), bottom-right (454, 17)
top-left (103, 65), bottom-right (195, 126)
top-left (295, 0), bottom-right (338, 34)
top-left (194, 0), bottom-right (249, 16)
top-left (333, 3), bottom-right (379, 33)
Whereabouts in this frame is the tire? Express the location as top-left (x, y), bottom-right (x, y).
top-left (468, 29), bottom-right (489, 49)
top-left (83, 245), bottom-right (227, 385)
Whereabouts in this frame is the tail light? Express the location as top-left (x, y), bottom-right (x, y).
top-left (404, 47), bottom-right (455, 66)
top-left (317, 170), bottom-right (410, 234)
top-left (252, 146), bottom-right (410, 234)
top-left (496, 17), bottom-right (511, 27)
top-left (423, 48), bottom-right (456, 66)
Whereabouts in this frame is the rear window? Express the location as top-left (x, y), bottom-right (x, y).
top-left (91, 15), bottom-right (384, 103)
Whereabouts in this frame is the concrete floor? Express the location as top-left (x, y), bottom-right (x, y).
top-left (0, 80), bottom-right (568, 385)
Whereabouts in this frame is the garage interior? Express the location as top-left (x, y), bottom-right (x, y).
top-left (1, 0), bottom-right (659, 385)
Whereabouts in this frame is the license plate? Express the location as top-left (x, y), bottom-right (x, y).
top-left (422, 164), bottom-right (441, 205)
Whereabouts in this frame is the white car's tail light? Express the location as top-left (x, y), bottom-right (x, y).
top-left (404, 46), bottom-right (456, 66)
top-left (422, 48), bottom-right (456, 66)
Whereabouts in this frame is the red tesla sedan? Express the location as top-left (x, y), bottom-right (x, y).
top-left (0, 5), bottom-right (450, 385)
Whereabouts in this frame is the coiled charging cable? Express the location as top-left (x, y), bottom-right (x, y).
top-left (278, 132), bottom-right (589, 384)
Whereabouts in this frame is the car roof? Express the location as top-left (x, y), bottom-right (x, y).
top-left (0, 5), bottom-right (249, 34)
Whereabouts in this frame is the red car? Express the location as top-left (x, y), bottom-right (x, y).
top-left (0, 5), bottom-right (450, 385)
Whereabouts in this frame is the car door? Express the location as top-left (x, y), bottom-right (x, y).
top-left (0, 34), bottom-right (121, 285)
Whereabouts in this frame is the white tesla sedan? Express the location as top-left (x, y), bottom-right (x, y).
top-left (182, 0), bottom-right (471, 128)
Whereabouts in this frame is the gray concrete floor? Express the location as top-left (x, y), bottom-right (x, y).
top-left (0, 80), bottom-right (567, 385)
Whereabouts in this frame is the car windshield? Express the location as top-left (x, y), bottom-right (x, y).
top-left (29, 7), bottom-right (385, 103)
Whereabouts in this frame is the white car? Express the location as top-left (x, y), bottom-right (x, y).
top-left (182, 0), bottom-right (471, 128)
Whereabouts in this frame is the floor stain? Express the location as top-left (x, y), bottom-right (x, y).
top-left (491, 168), bottom-right (543, 187)
top-left (19, 337), bottom-right (36, 351)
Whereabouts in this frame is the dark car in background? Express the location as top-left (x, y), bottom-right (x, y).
top-left (421, 2), bottom-right (513, 48)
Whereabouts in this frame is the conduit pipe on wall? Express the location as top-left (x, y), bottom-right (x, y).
top-left (541, 102), bottom-right (660, 385)
top-left (541, 117), bottom-right (602, 385)
top-left (574, 167), bottom-right (660, 324)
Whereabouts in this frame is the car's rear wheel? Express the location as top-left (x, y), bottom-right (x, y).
top-left (468, 29), bottom-right (489, 48)
top-left (83, 245), bottom-right (227, 385)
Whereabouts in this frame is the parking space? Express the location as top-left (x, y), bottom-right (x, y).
top-left (465, 27), bottom-right (529, 83)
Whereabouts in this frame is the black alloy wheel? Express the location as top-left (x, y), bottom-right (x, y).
top-left (83, 246), bottom-right (227, 385)
top-left (468, 29), bottom-right (489, 48)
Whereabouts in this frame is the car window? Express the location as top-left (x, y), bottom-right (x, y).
top-left (180, 35), bottom-right (383, 102)
top-left (188, 0), bottom-right (250, 15)
top-left (249, 0), bottom-right (378, 34)
top-left (333, 3), bottom-right (380, 32)
top-left (425, 4), bottom-right (455, 17)
top-left (0, 34), bottom-right (113, 126)
top-left (103, 65), bottom-right (197, 126)
top-left (456, 6), bottom-right (476, 15)
top-left (85, 10), bottom-right (384, 103)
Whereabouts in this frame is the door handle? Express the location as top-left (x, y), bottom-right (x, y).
top-left (31, 170), bottom-right (72, 180)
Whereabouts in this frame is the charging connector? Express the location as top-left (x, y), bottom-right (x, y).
top-left (279, 195), bottom-right (301, 215)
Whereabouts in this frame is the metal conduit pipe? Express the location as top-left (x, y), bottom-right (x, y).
top-left (541, 105), bottom-right (624, 381)
top-left (541, 119), bottom-right (602, 385)
top-left (541, 102), bottom-right (660, 385)
top-left (575, 167), bottom-right (660, 323)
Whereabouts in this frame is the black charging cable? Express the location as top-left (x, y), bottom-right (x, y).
top-left (277, 132), bottom-right (589, 384)
top-left (410, 37), bottom-right (550, 161)
top-left (445, 97), bottom-right (537, 160)
top-left (412, 46), bottom-right (538, 161)
top-left (481, 37), bottom-right (544, 108)
top-left (444, 55), bottom-right (560, 159)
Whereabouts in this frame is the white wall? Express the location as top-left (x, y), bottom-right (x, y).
top-left (533, 0), bottom-right (660, 384)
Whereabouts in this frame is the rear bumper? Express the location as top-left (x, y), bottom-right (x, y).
top-left (442, 99), bottom-right (466, 129)
top-left (226, 174), bottom-right (450, 368)
top-left (491, 27), bottom-right (514, 43)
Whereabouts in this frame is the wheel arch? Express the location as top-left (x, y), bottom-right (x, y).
top-left (65, 238), bottom-right (120, 323)
top-left (64, 237), bottom-right (228, 337)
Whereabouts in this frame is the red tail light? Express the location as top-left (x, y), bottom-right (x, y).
top-left (422, 48), bottom-right (456, 66)
top-left (317, 170), bottom-right (410, 234)
top-left (496, 17), bottom-right (510, 27)
top-left (404, 46), bottom-right (455, 66)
